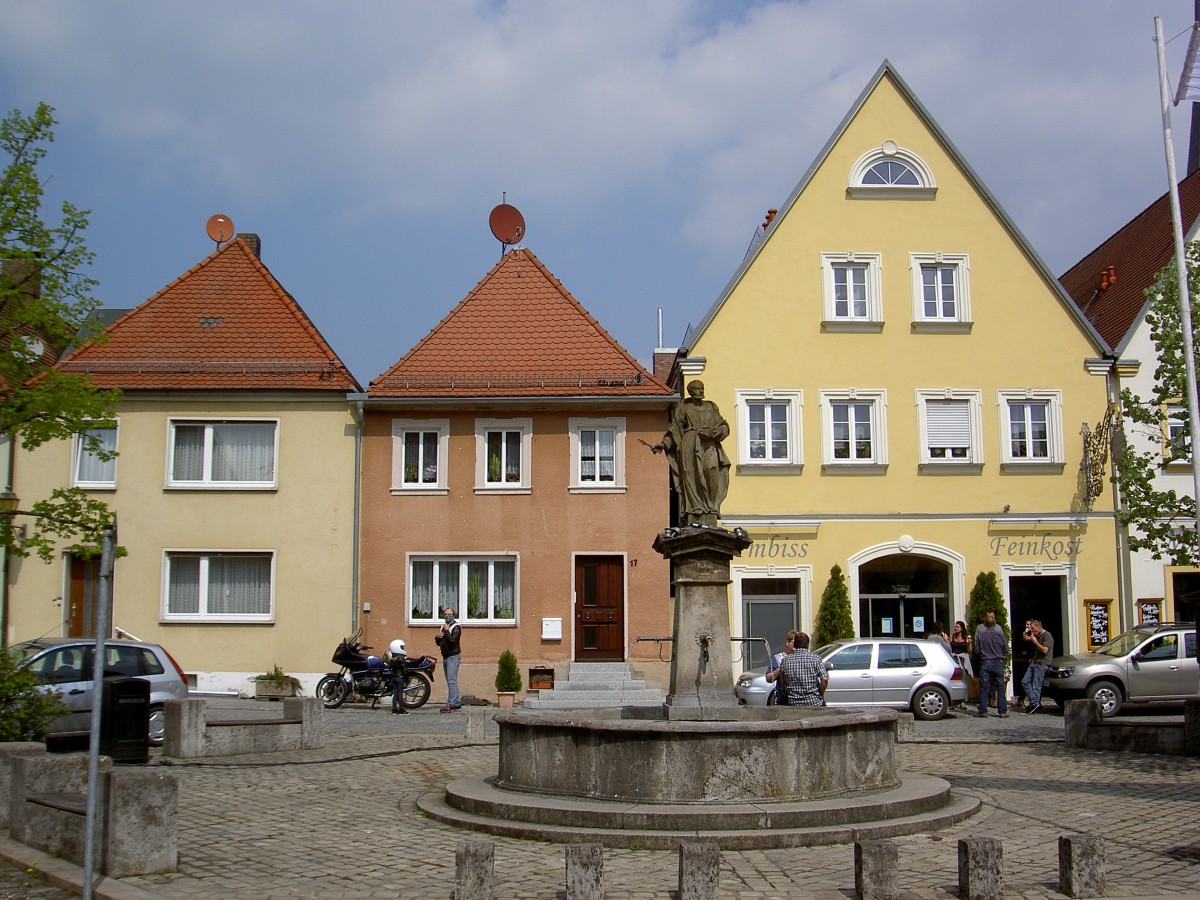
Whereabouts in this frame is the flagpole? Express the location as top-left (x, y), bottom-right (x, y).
top-left (1155, 16), bottom-right (1200, 565)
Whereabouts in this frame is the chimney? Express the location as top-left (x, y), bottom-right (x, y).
top-left (237, 233), bottom-right (262, 258)
top-left (762, 208), bottom-right (778, 230)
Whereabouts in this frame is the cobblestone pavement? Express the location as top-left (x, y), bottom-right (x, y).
top-left (5, 698), bottom-right (1199, 898)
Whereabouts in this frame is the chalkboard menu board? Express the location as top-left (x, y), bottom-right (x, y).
top-left (1139, 600), bottom-right (1162, 625)
top-left (1087, 601), bottom-right (1111, 648)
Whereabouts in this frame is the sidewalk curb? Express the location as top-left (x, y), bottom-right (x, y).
top-left (0, 833), bottom-right (164, 900)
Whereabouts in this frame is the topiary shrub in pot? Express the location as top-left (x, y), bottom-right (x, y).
top-left (495, 649), bottom-right (522, 708)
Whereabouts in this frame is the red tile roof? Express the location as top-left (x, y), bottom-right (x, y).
top-left (369, 248), bottom-right (673, 398)
top-left (1060, 167), bottom-right (1200, 352)
top-left (57, 236), bottom-right (359, 391)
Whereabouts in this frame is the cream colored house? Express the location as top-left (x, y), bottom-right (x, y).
top-left (675, 62), bottom-right (1118, 682)
top-left (6, 234), bottom-right (361, 692)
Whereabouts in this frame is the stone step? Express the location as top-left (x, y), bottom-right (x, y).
top-left (564, 663), bottom-right (642, 682)
top-left (522, 690), bottom-right (665, 709)
top-left (550, 679), bottom-right (651, 691)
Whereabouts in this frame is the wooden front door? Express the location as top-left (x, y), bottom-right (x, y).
top-left (67, 555), bottom-right (103, 637)
top-left (574, 555), bottom-right (624, 661)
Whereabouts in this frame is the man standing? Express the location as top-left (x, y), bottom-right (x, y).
top-left (974, 611), bottom-right (1009, 718)
top-left (1020, 619), bottom-right (1054, 714)
top-left (765, 631), bottom-right (797, 705)
top-left (779, 631), bottom-right (828, 707)
top-left (435, 606), bottom-right (462, 712)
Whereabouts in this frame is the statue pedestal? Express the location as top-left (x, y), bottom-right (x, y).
top-left (652, 526), bottom-right (752, 720)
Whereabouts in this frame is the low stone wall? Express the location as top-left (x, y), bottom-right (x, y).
top-left (2, 747), bottom-right (176, 877)
top-left (1065, 698), bottom-right (1199, 756)
top-left (163, 697), bottom-right (323, 758)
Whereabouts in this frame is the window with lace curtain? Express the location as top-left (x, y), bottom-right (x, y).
top-left (71, 422), bottom-right (118, 488)
top-left (408, 555), bottom-right (517, 624)
top-left (163, 551), bottom-right (274, 621)
top-left (167, 419), bottom-right (278, 488)
top-left (568, 417), bottom-right (625, 490)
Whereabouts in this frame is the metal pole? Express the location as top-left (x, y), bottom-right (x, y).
top-left (1156, 17), bottom-right (1200, 565)
top-left (82, 520), bottom-right (116, 900)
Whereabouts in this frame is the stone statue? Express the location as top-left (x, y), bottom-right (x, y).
top-left (651, 380), bottom-right (731, 528)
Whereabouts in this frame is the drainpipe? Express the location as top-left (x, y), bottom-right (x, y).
top-left (1106, 368), bottom-right (1134, 631)
top-left (348, 393), bottom-right (366, 634)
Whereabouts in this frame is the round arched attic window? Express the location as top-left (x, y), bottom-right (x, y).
top-left (848, 143), bottom-right (936, 199)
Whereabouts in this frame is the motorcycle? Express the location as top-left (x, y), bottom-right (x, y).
top-left (315, 630), bottom-right (437, 712)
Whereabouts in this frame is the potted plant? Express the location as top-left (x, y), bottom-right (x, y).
top-left (251, 665), bottom-right (302, 700)
top-left (495, 649), bottom-right (522, 708)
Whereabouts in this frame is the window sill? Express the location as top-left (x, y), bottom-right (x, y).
top-left (164, 485), bottom-right (278, 492)
top-left (999, 461), bottom-right (1065, 474)
top-left (911, 321), bottom-right (972, 334)
top-left (821, 320), bottom-right (884, 334)
top-left (821, 463), bottom-right (888, 475)
top-left (72, 484), bottom-right (116, 492)
top-left (475, 486), bottom-right (532, 495)
top-left (1161, 460), bottom-right (1192, 472)
top-left (568, 485), bottom-right (627, 494)
top-left (736, 463), bottom-right (803, 475)
top-left (391, 487), bottom-right (449, 496)
top-left (161, 617), bottom-right (275, 625)
top-left (847, 186), bottom-right (937, 200)
top-left (919, 462), bottom-right (983, 474)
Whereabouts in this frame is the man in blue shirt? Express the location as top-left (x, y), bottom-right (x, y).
top-left (779, 632), bottom-right (828, 707)
top-left (974, 611), bottom-right (1009, 718)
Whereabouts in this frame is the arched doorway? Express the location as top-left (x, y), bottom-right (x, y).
top-left (857, 554), bottom-right (951, 638)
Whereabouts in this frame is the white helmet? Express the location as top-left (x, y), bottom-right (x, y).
top-left (388, 639), bottom-right (407, 658)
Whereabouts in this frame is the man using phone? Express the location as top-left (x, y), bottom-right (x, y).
top-left (435, 607), bottom-right (462, 712)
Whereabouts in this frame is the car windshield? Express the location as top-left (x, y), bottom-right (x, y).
top-left (1095, 630), bottom-right (1154, 657)
top-left (6, 641), bottom-right (45, 663)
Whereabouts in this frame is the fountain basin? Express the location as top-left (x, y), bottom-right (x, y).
top-left (494, 706), bottom-right (897, 803)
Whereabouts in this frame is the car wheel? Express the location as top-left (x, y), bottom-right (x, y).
top-left (911, 685), bottom-right (950, 721)
top-left (148, 704), bottom-right (165, 746)
top-left (1086, 679), bottom-right (1123, 717)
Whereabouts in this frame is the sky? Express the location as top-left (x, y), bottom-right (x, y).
top-left (2, 1), bottom-right (1199, 385)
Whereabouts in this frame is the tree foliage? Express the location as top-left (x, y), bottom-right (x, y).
top-left (495, 649), bottom-right (522, 693)
top-left (1113, 244), bottom-right (1200, 564)
top-left (967, 571), bottom-right (1010, 673)
top-left (1, 103), bottom-right (119, 562)
top-left (813, 563), bottom-right (855, 646)
top-left (0, 645), bottom-right (68, 741)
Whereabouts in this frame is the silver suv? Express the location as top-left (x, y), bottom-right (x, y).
top-left (9, 637), bottom-right (189, 745)
top-left (1042, 623), bottom-right (1198, 716)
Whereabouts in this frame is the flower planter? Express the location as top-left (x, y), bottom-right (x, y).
top-left (255, 681), bottom-right (300, 701)
top-left (496, 691), bottom-right (517, 709)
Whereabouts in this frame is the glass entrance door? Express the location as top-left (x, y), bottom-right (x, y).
top-left (859, 594), bottom-right (948, 638)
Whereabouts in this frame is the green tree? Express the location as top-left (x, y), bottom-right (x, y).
top-left (967, 570), bottom-right (1010, 671)
top-left (1112, 244), bottom-right (1200, 564)
top-left (813, 564), bottom-right (855, 647)
top-left (0, 103), bottom-right (119, 567)
top-left (0, 644), bottom-right (68, 741)
top-left (495, 649), bottom-right (522, 693)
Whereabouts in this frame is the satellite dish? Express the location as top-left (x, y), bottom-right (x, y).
top-left (489, 203), bottom-right (525, 246)
top-left (206, 214), bottom-right (234, 245)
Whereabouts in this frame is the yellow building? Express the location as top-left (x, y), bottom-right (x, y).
top-left (675, 63), bottom-right (1118, 682)
top-left (5, 235), bottom-right (361, 692)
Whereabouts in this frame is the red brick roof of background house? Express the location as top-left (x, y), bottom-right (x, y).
top-left (369, 248), bottom-right (673, 398)
top-left (1060, 167), bottom-right (1200, 353)
top-left (57, 235), bottom-right (360, 391)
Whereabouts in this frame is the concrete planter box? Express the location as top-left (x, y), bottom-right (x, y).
top-left (254, 681), bottom-right (300, 700)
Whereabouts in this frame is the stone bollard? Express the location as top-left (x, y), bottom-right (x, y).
top-left (893, 712), bottom-right (915, 742)
top-left (1185, 699), bottom-right (1200, 757)
top-left (163, 698), bottom-right (209, 758)
top-left (286, 696), bottom-right (323, 749)
top-left (565, 843), bottom-right (604, 899)
top-left (1063, 698), bottom-right (1101, 749)
top-left (106, 768), bottom-right (178, 877)
top-left (855, 840), bottom-right (899, 900)
top-left (678, 841), bottom-right (720, 900)
top-left (456, 840), bottom-right (494, 900)
top-left (0, 743), bottom-right (43, 830)
top-left (1058, 834), bottom-right (1105, 898)
top-left (958, 837), bottom-right (1002, 900)
top-left (466, 707), bottom-right (488, 741)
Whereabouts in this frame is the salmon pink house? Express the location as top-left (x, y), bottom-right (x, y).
top-left (357, 247), bottom-right (676, 700)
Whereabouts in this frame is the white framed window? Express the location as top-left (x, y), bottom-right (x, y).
top-left (391, 419), bottom-right (449, 493)
top-left (167, 419), bottom-right (278, 489)
top-left (162, 550), bottom-right (274, 622)
top-left (847, 142), bottom-right (937, 199)
top-left (408, 555), bottom-right (517, 624)
top-left (820, 389), bottom-right (887, 469)
top-left (910, 253), bottom-right (971, 330)
top-left (998, 390), bottom-right (1064, 467)
top-left (734, 389), bottom-right (803, 468)
top-left (916, 390), bottom-right (983, 468)
top-left (568, 417), bottom-right (626, 491)
top-left (1163, 404), bottom-right (1189, 464)
top-left (71, 422), bottom-right (118, 489)
top-left (475, 418), bottom-right (532, 492)
top-left (820, 252), bottom-right (883, 330)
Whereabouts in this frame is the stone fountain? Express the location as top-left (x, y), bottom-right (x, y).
top-left (419, 383), bottom-right (978, 847)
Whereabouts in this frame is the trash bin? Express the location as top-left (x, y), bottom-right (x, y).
top-left (101, 676), bottom-right (150, 765)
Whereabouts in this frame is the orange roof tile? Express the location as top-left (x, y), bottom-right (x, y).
top-left (369, 248), bottom-right (673, 398)
top-left (57, 236), bottom-right (360, 391)
top-left (1060, 167), bottom-right (1200, 353)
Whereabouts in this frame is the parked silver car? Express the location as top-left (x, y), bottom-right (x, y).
top-left (1042, 622), bottom-right (1198, 716)
top-left (9, 637), bottom-right (189, 745)
top-left (735, 638), bottom-right (967, 720)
